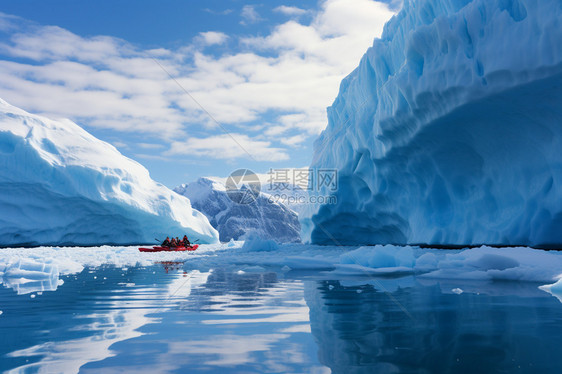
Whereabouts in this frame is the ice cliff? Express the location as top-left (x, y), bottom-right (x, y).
top-left (0, 99), bottom-right (219, 246)
top-left (175, 178), bottom-right (301, 243)
top-left (304, 0), bottom-right (562, 246)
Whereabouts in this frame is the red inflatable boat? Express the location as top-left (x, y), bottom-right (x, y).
top-left (138, 244), bottom-right (199, 252)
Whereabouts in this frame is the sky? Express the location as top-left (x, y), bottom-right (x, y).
top-left (0, 0), bottom-right (399, 188)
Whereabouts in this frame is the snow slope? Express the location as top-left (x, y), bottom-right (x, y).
top-left (303, 0), bottom-right (562, 246)
top-left (0, 99), bottom-right (219, 246)
top-left (175, 178), bottom-right (301, 243)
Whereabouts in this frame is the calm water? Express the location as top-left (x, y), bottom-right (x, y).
top-left (1, 263), bottom-right (562, 373)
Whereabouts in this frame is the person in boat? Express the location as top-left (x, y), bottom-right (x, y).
top-left (170, 237), bottom-right (178, 247)
top-left (162, 237), bottom-right (171, 247)
top-left (182, 235), bottom-right (191, 248)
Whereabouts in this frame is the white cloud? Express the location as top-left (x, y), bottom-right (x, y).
top-left (196, 31), bottom-right (229, 46)
top-left (280, 134), bottom-right (307, 146)
top-left (240, 5), bottom-right (263, 25)
top-left (0, 1), bottom-right (397, 161)
top-left (112, 141), bottom-right (128, 149)
top-left (1, 25), bottom-right (127, 62)
top-left (137, 143), bottom-right (165, 149)
top-left (274, 6), bottom-right (309, 17)
top-left (166, 134), bottom-right (290, 162)
top-left (202, 8), bottom-right (233, 16)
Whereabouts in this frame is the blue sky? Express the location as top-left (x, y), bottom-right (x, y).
top-left (0, 0), bottom-right (398, 188)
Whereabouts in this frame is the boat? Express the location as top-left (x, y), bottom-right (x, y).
top-left (138, 244), bottom-right (199, 252)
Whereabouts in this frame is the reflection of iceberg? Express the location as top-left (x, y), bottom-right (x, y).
top-left (5, 269), bottom-right (210, 373)
top-left (539, 278), bottom-right (562, 304)
top-left (1, 259), bottom-right (61, 295)
top-left (304, 279), bottom-right (562, 374)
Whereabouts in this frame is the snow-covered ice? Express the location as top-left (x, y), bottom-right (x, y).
top-left (3, 243), bottom-right (562, 300)
top-left (0, 99), bottom-right (219, 246)
top-left (340, 245), bottom-right (562, 283)
top-left (1, 259), bottom-right (62, 295)
top-left (240, 232), bottom-right (280, 252)
top-left (303, 0), bottom-right (562, 246)
top-left (539, 278), bottom-right (562, 303)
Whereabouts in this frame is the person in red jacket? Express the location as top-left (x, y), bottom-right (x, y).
top-left (182, 235), bottom-right (191, 248)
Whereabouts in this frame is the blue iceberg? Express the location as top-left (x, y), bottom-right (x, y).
top-left (0, 99), bottom-right (219, 246)
top-left (304, 0), bottom-right (562, 246)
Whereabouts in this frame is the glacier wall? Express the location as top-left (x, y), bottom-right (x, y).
top-left (304, 0), bottom-right (562, 246)
top-left (0, 99), bottom-right (219, 246)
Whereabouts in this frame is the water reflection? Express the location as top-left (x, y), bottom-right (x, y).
top-left (3, 263), bottom-right (562, 373)
top-left (80, 268), bottom-right (324, 373)
top-left (0, 266), bottom-right (209, 373)
top-left (0, 265), bottom-right (326, 373)
top-left (305, 277), bottom-right (562, 374)
top-left (156, 261), bottom-right (185, 273)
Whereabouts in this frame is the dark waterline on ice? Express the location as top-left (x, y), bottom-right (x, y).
top-left (4, 242), bottom-right (562, 250)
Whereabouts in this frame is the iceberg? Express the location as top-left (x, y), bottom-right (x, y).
top-left (1, 259), bottom-right (61, 295)
top-left (0, 99), bottom-right (219, 246)
top-left (304, 0), bottom-right (562, 246)
top-left (175, 177), bottom-right (301, 243)
top-left (240, 231), bottom-right (280, 252)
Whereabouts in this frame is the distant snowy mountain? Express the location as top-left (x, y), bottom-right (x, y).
top-left (304, 0), bottom-right (562, 246)
top-left (175, 178), bottom-right (301, 243)
top-left (0, 99), bottom-right (219, 246)
top-left (209, 171), bottom-right (311, 218)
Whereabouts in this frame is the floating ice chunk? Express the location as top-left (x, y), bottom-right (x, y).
top-left (415, 253), bottom-right (439, 270)
top-left (465, 254), bottom-right (519, 271)
top-left (422, 246), bottom-right (562, 282)
top-left (241, 232), bottom-right (279, 252)
top-left (2, 259), bottom-right (60, 295)
top-left (340, 245), bottom-right (416, 269)
top-left (239, 266), bottom-right (266, 273)
top-left (452, 288), bottom-right (463, 295)
top-left (283, 256), bottom-right (336, 271)
top-left (334, 263), bottom-right (414, 277)
top-left (539, 278), bottom-right (562, 303)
